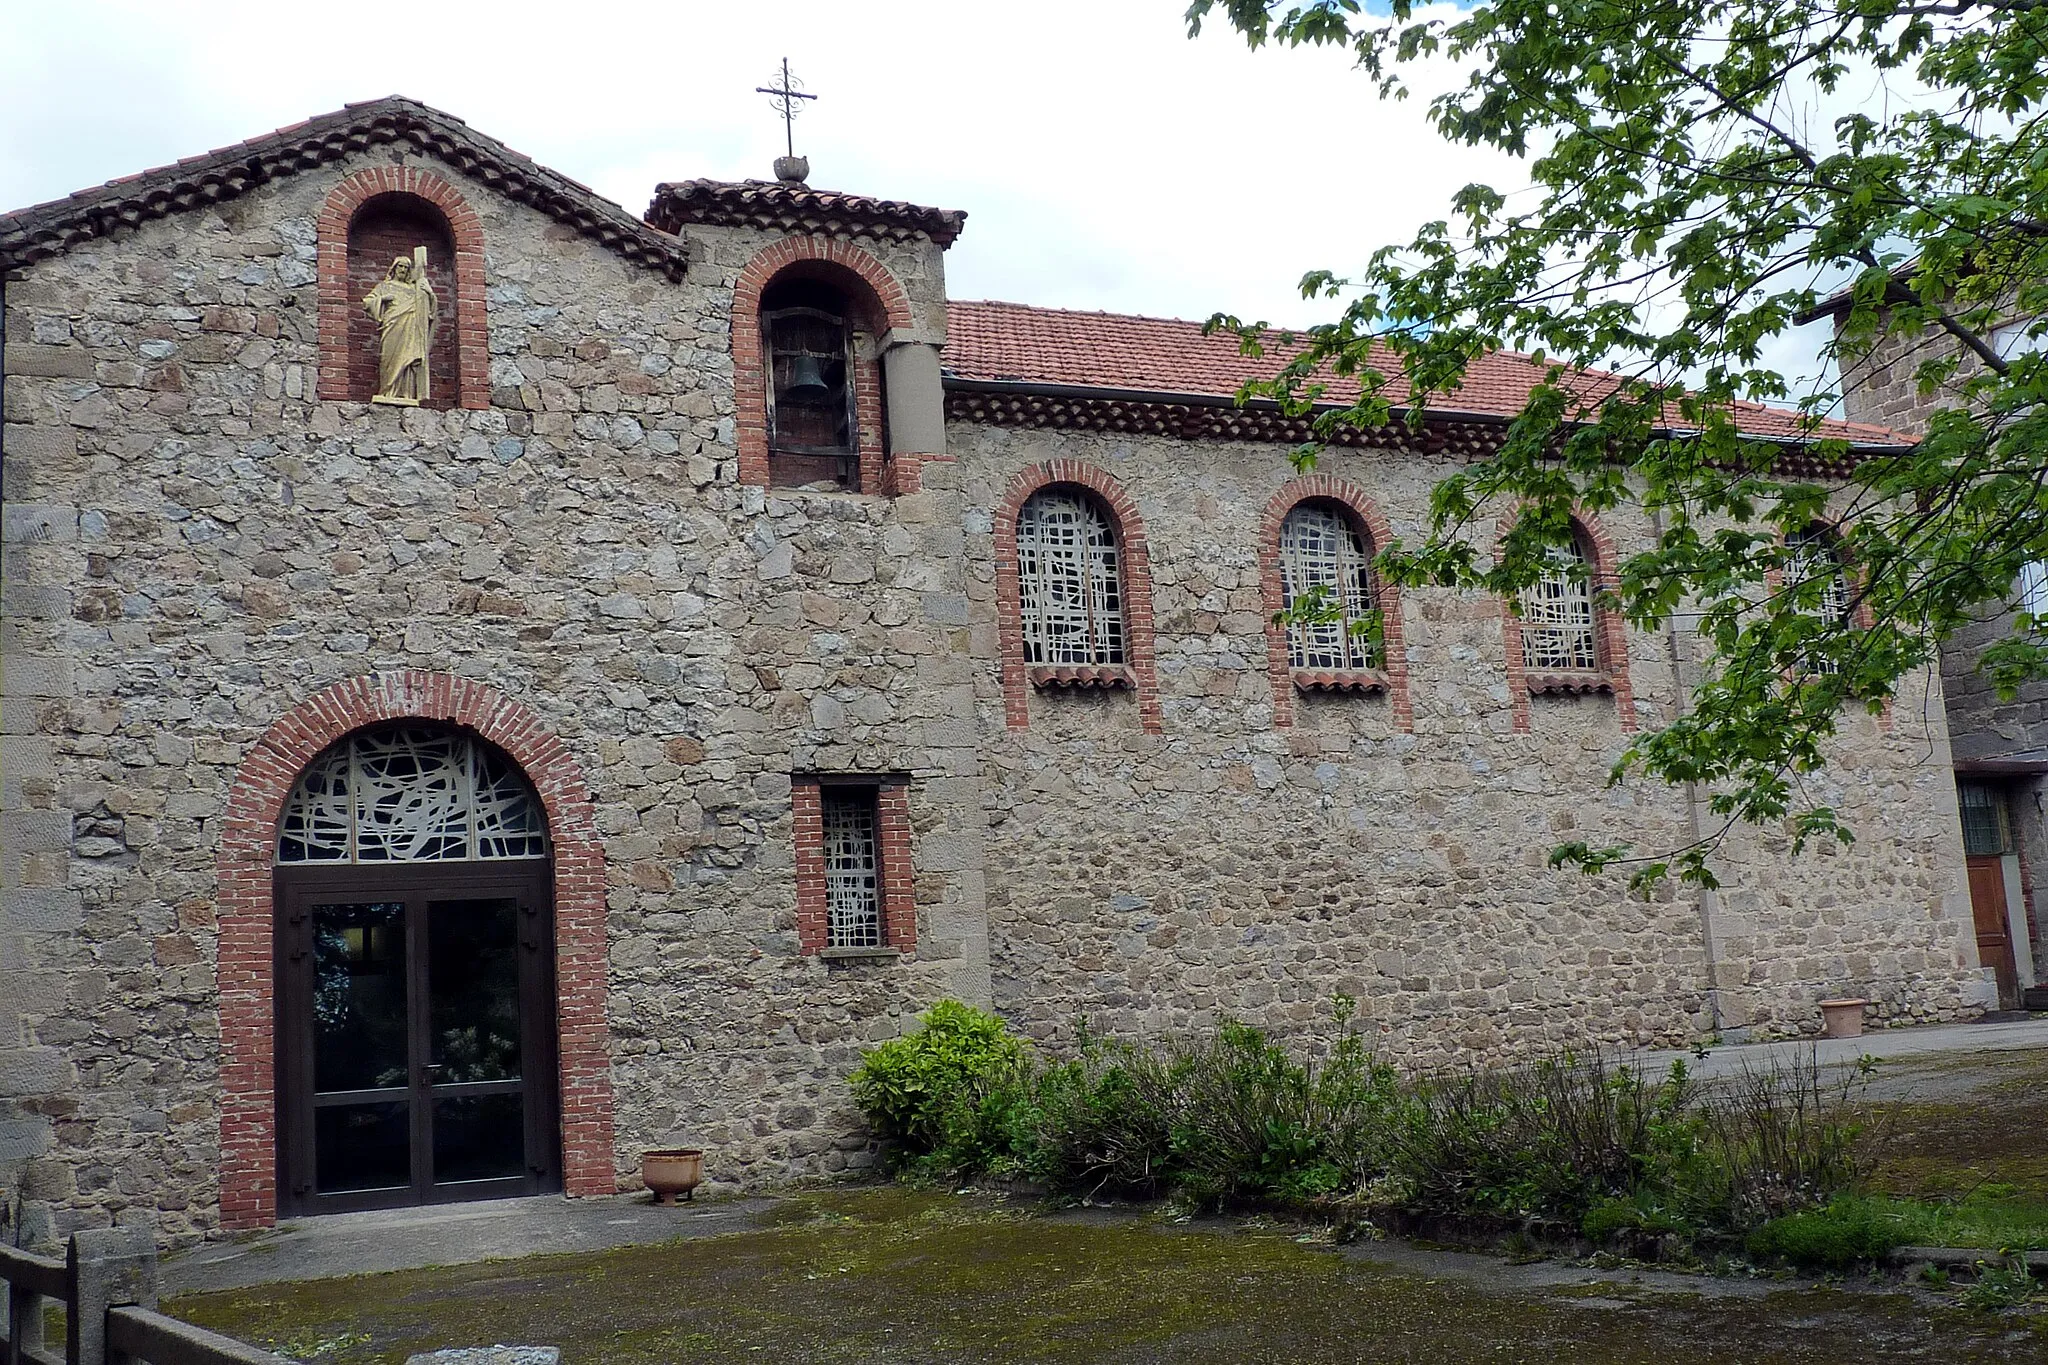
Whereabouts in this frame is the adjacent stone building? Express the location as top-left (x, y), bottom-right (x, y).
top-left (1, 98), bottom-right (1998, 1250)
top-left (1810, 283), bottom-right (2048, 1011)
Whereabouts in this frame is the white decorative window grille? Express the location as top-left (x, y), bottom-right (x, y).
top-left (1786, 527), bottom-right (1851, 676)
top-left (821, 789), bottom-right (883, 948)
top-left (1279, 503), bottom-right (1379, 670)
top-left (277, 726), bottom-right (547, 864)
top-left (1017, 490), bottom-right (1126, 666)
top-left (1520, 541), bottom-right (1599, 672)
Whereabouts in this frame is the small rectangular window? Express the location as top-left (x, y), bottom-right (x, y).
top-left (820, 786), bottom-right (883, 949)
top-left (1958, 783), bottom-right (2012, 857)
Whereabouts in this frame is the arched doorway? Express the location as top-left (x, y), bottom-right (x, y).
top-left (273, 723), bottom-right (562, 1215)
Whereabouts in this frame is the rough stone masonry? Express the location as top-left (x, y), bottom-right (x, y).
top-left (0, 97), bottom-right (1995, 1250)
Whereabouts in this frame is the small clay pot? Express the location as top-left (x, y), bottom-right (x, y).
top-left (642, 1148), bottom-right (705, 1204)
top-left (1819, 998), bottom-right (1869, 1040)
top-left (773, 155), bottom-right (810, 185)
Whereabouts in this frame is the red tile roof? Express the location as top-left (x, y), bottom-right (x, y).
top-left (646, 179), bottom-right (966, 246)
top-left (0, 97), bottom-right (688, 280)
top-left (943, 300), bottom-right (1908, 448)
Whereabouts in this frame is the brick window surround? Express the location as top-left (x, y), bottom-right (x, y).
top-left (215, 671), bottom-right (613, 1229)
top-left (994, 460), bottom-right (1163, 733)
top-left (732, 237), bottom-right (916, 494)
top-left (317, 167), bottom-right (489, 409)
top-left (792, 775), bottom-right (916, 955)
top-left (1497, 508), bottom-right (1637, 733)
top-left (1258, 477), bottom-right (1413, 731)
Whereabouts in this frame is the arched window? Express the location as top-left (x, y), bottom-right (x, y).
top-left (1279, 501), bottom-right (1380, 671)
top-left (1786, 524), bottom-right (1852, 675)
top-left (1016, 488), bottom-right (1127, 670)
top-left (1520, 537), bottom-right (1600, 673)
top-left (761, 276), bottom-right (860, 488)
top-left (278, 725), bottom-right (547, 864)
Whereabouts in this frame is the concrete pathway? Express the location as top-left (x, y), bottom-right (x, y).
top-left (1630, 1015), bottom-right (2048, 1080)
top-left (164, 1192), bottom-right (780, 1295)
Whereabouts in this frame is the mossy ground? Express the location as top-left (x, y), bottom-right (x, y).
top-left (169, 1187), bottom-right (2045, 1364)
top-left (1843, 1048), bottom-right (2048, 1249)
top-left (1865, 1050), bottom-right (2048, 1203)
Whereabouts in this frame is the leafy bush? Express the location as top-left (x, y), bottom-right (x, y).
top-left (848, 1000), bottom-right (1885, 1266)
top-left (1158, 1021), bottom-right (1404, 1209)
top-left (848, 1000), bottom-right (1027, 1169)
top-left (1006, 1031), bottom-right (1173, 1195)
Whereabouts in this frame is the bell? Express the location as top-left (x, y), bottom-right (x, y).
top-left (781, 353), bottom-right (834, 403)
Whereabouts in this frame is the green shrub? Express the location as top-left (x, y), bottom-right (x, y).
top-left (1157, 1021), bottom-right (1403, 1209)
top-left (849, 1001), bottom-right (1028, 1167)
top-left (1745, 1194), bottom-right (1906, 1268)
top-left (1006, 1032), bottom-right (1173, 1195)
top-left (845, 1002), bottom-right (1880, 1266)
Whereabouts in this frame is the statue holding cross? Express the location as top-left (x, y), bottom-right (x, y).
top-left (757, 57), bottom-right (817, 184)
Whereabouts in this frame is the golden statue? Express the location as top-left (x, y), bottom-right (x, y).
top-left (361, 246), bottom-right (437, 405)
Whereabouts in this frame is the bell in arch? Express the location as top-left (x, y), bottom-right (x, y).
top-left (781, 353), bottom-right (834, 403)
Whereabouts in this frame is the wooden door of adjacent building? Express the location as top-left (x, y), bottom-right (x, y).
top-left (276, 860), bottom-right (561, 1216)
top-left (1958, 781), bottom-right (2023, 1011)
top-left (1965, 855), bottom-right (2023, 1011)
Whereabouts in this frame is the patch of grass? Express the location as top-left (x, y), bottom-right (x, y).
top-left (1960, 1257), bottom-right (2041, 1312)
top-left (1748, 1188), bottom-right (2048, 1269)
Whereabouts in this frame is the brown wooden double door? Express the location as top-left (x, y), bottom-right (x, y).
top-left (276, 861), bottom-right (560, 1215)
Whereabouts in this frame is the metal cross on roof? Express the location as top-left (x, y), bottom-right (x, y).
top-left (756, 58), bottom-right (817, 159)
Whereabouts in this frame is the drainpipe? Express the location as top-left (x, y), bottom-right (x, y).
top-left (1651, 504), bottom-right (1728, 1035)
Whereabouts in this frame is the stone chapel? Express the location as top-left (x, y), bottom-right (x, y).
top-left (0, 97), bottom-right (1998, 1249)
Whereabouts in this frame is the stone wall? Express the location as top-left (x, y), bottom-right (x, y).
top-left (0, 148), bottom-right (986, 1249)
top-left (951, 422), bottom-right (1991, 1064)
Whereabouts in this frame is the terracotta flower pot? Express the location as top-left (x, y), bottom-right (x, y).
top-left (1819, 998), bottom-right (1869, 1040)
top-left (642, 1148), bottom-right (705, 1205)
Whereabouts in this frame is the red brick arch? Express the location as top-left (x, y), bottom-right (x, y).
top-left (731, 236), bottom-right (916, 491)
top-left (317, 166), bottom-right (489, 408)
top-left (994, 460), bottom-right (1163, 733)
top-left (1495, 506), bottom-right (1636, 733)
top-left (214, 671), bottom-right (613, 1229)
top-left (1258, 477), bottom-right (1413, 731)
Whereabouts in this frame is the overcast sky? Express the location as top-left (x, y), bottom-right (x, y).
top-left (3, 0), bottom-right (1838, 387)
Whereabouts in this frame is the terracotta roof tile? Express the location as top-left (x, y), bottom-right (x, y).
top-left (0, 96), bottom-right (688, 279)
top-left (943, 299), bottom-right (1907, 448)
top-left (646, 179), bottom-right (966, 247)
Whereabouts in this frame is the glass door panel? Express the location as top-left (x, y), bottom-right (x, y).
top-left (309, 901), bottom-right (410, 1195)
top-left (428, 898), bottom-right (523, 1083)
top-left (433, 1093), bottom-right (527, 1182)
top-left (314, 1101), bottom-right (411, 1192)
top-left (311, 901), bottom-right (409, 1092)
top-left (426, 897), bottom-right (528, 1189)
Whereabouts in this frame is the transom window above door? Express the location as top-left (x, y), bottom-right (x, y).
top-left (278, 725), bottom-right (548, 864)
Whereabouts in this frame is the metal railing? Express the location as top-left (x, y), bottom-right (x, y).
top-left (2, 1229), bottom-right (288, 1365)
